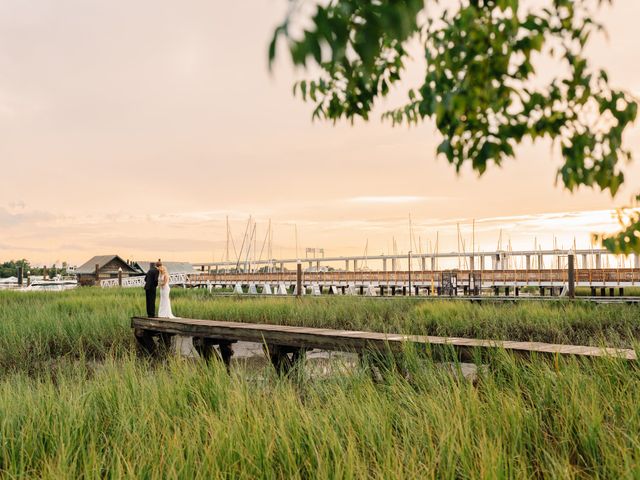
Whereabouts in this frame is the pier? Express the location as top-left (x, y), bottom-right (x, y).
top-left (95, 249), bottom-right (640, 298)
top-left (131, 316), bottom-right (638, 374)
top-left (188, 249), bottom-right (639, 298)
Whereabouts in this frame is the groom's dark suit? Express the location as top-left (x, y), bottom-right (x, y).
top-left (144, 263), bottom-right (159, 317)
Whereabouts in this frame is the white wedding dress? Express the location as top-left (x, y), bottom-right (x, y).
top-left (158, 275), bottom-right (175, 318)
top-left (158, 273), bottom-right (193, 354)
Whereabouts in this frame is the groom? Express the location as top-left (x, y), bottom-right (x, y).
top-left (144, 261), bottom-right (160, 317)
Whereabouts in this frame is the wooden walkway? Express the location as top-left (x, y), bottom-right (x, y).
top-left (131, 317), bottom-right (637, 372)
top-left (188, 267), bottom-right (640, 288)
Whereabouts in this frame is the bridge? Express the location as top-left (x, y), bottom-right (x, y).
top-left (99, 249), bottom-right (640, 298)
top-left (192, 248), bottom-right (640, 273)
top-left (188, 248), bottom-right (639, 297)
top-left (187, 268), bottom-right (640, 297)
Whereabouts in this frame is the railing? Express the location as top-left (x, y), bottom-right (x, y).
top-left (100, 273), bottom-right (189, 288)
top-left (185, 268), bottom-right (640, 286)
top-left (97, 269), bottom-right (639, 289)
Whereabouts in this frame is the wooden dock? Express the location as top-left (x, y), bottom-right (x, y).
top-left (131, 316), bottom-right (637, 372)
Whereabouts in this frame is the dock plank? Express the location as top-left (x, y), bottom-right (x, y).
top-left (131, 317), bottom-right (637, 360)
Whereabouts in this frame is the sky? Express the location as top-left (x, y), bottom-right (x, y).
top-left (0, 0), bottom-right (639, 266)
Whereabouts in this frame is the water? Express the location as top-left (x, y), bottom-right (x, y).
top-left (172, 337), bottom-right (479, 381)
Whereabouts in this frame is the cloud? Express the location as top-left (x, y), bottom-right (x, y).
top-left (89, 235), bottom-right (217, 252)
top-left (2, 204), bottom-right (636, 264)
top-left (8, 200), bottom-right (26, 209)
top-left (58, 244), bottom-right (90, 251)
top-left (0, 207), bottom-right (55, 227)
top-left (348, 196), bottom-right (448, 204)
top-left (0, 242), bottom-right (49, 252)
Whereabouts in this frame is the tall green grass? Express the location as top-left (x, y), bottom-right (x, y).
top-left (1, 353), bottom-right (639, 478)
top-left (177, 292), bottom-right (640, 348)
top-left (1, 288), bottom-right (639, 376)
top-left (1, 289), bottom-right (640, 478)
top-left (0, 289), bottom-right (135, 375)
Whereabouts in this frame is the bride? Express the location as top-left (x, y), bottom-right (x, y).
top-left (157, 265), bottom-right (175, 318)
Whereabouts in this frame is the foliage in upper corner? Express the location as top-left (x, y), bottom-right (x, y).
top-left (596, 195), bottom-right (640, 254)
top-left (269, 0), bottom-right (639, 252)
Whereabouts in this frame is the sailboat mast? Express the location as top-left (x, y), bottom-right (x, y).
top-left (225, 216), bottom-right (230, 263)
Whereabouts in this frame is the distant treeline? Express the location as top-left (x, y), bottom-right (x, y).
top-left (0, 260), bottom-right (69, 278)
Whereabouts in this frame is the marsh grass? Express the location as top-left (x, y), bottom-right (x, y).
top-left (0, 289), bottom-right (135, 375)
top-left (1, 289), bottom-right (640, 477)
top-left (1, 288), bottom-right (639, 376)
top-left (171, 290), bottom-right (640, 350)
top-left (1, 352), bottom-right (639, 478)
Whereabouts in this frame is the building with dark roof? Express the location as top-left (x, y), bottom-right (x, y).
top-left (75, 255), bottom-right (140, 286)
top-left (132, 261), bottom-right (194, 275)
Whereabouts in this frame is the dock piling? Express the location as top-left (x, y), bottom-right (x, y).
top-left (568, 254), bottom-right (575, 299)
top-left (296, 263), bottom-right (302, 298)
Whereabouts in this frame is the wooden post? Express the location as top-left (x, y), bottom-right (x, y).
top-left (134, 328), bottom-right (158, 356)
top-left (17, 267), bottom-right (23, 286)
top-left (118, 267), bottom-right (123, 287)
top-left (296, 263), bottom-right (302, 298)
top-left (265, 344), bottom-right (307, 376)
top-left (95, 263), bottom-right (100, 286)
top-left (43, 265), bottom-right (48, 280)
top-left (568, 254), bottom-right (575, 299)
top-left (193, 338), bottom-right (235, 372)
